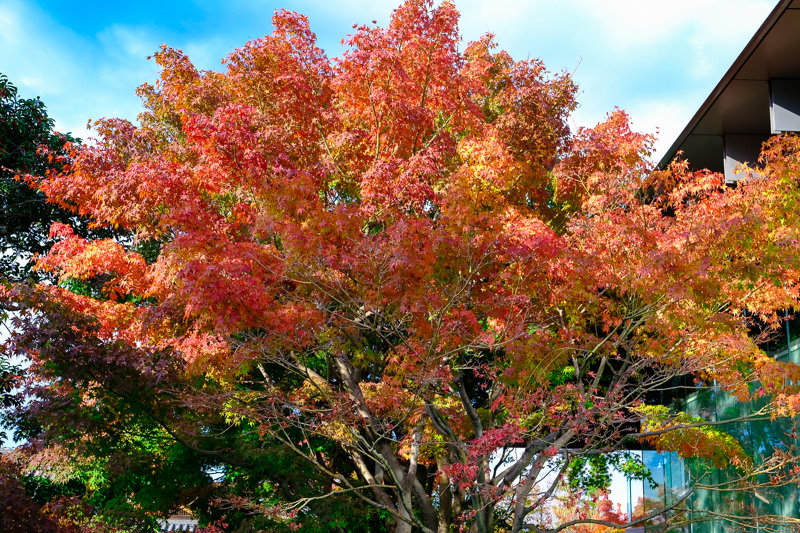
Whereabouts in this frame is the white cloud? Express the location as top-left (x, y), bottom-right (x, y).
top-left (450, 0), bottom-right (774, 156)
top-left (0, 3), bottom-right (23, 44)
top-left (98, 24), bottom-right (160, 61)
top-left (454, 0), bottom-right (773, 53)
top-left (182, 37), bottom-right (230, 71)
top-left (0, 2), bottom-right (161, 139)
top-left (626, 98), bottom-right (701, 160)
top-left (0, 0), bottom-right (780, 158)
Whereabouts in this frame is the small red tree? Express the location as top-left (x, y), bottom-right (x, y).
top-left (6, 2), bottom-right (800, 532)
top-left (551, 490), bottom-right (626, 533)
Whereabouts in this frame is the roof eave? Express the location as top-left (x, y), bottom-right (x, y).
top-left (657, 0), bottom-right (793, 169)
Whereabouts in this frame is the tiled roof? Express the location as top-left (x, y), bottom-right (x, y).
top-left (162, 524), bottom-right (198, 532)
top-left (160, 513), bottom-right (199, 532)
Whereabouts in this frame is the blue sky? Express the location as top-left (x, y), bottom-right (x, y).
top-left (0, 0), bottom-right (776, 158)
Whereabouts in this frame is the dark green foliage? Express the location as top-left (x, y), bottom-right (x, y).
top-left (0, 74), bottom-right (125, 285)
top-left (23, 474), bottom-right (86, 506)
top-left (0, 73), bottom-right (78, 283)
top-left (567, 452), bottom-right (653, 494)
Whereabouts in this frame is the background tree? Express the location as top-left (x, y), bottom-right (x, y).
top-left (0, 73), bottom-right (82, 283)
top-left (5, 2), bottom-right (800, 532)
top-left (1, 73), bottom-right (75, 431)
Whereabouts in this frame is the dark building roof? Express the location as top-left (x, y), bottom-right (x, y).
top-left (659, 0), bottom-right (800, 180)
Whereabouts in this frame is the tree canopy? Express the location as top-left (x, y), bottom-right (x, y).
top-left (4, 2), bottom-right (800, 532)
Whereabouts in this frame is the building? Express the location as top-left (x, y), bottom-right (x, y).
top-left (659, 0), bottom-right (800, 182)
top-left (634, 1), bottom-right (800, 531)
top-left (160, 510), bottom-right (200, 532)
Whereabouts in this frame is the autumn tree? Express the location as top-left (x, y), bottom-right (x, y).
top-left (550, 490), bottom-right (627, 533)
top-left (6, 2), bottom-right (800, 532)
